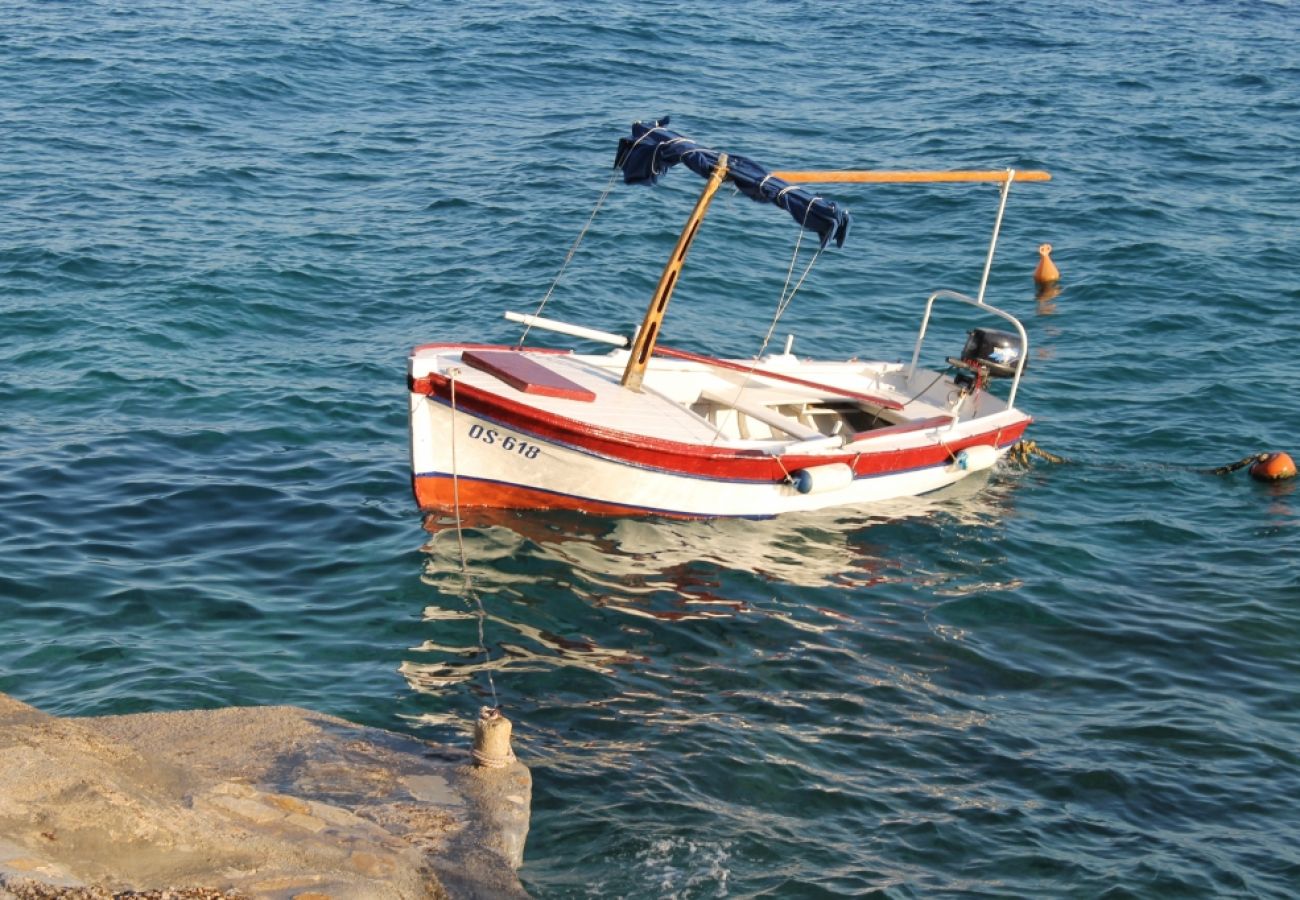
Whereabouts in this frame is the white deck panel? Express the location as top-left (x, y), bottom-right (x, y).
top-left (435, 350), bottom-right (724, 445)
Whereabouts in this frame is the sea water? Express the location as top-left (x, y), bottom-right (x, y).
top-left (2, 1), bottom-right (1298, 896)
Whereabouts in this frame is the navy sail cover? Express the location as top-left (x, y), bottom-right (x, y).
top-left (616, 118), bottom-right (850, 248)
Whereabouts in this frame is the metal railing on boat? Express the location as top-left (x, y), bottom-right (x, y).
top-left (907, 289), bottom-right (1029, 409)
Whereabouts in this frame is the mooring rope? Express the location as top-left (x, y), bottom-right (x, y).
top-left (1007, 441), bottom-right (1295, 483)
top-left (446, 368), bottom-right (498, 709)
top-left (447, 369), bottom-right (468, 570)
top-left (1208, 453), bottom-right (1268, 476)
top-left (1007, 440), bottom-right (1068, 467)
top-left (471, 742), bottom-right (516, 768)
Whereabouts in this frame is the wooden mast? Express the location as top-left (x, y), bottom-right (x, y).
top-left (621, 154), bottom-right (730, 392)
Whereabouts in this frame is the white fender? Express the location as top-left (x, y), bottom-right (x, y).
top-left (951, 445), bottom-right (999, 473)
top-left (791, 462), bottom-right (854, 494)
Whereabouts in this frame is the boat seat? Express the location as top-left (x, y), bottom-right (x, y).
top-left (461, 350), bottom-right (596, 402)
top-left (698, 388), bottom-right (823, 440)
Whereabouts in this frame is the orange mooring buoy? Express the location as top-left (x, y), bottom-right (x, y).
top-left (1249, 452), bottom-right (1297, 482)
top-left (1034, 243), bottom-right (1060, 288)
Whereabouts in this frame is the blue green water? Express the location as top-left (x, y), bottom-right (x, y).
top-left (3, 1), bottom-right (1299, 896)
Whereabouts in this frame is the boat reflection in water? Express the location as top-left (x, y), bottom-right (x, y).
top-left (401, 472), bottom-right (1019, 697)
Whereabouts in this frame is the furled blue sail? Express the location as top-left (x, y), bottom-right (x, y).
top-left (615, 118), bottom-right (851, 248)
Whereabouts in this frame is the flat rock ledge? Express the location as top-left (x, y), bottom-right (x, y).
top-left (0, 693), bottom-right (530, 900)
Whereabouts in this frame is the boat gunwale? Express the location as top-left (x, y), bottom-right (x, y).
top-left (410, 344), bottom-right (1030, 483)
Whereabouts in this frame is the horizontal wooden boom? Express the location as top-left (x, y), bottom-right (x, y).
top-left (770, 169), bottom-right (1051, 184)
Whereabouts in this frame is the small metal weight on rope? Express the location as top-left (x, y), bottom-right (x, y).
top-left (472, 706), bottom-right (517, 769)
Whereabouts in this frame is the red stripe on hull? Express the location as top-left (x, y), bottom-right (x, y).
top-left (412, 419), bottom-right (1029, 518)
top-left (412, 474), bottom-right (706, 519)
top-left (414, 377), bottom-right (1028, 482)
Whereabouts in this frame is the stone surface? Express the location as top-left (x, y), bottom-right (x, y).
top-left (0, 693), bottom-right (530, 900)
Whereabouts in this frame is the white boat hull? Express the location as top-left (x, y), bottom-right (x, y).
top-left (409, 345), bottom-right (1029, 519)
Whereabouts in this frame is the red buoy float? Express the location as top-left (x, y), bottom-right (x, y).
top-left (1249, 452), bottom-right (1296, 482)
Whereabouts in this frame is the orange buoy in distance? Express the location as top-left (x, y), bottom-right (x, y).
top-left (1034, 242), bottom-right (1060, 288)
top-left (1249, 452), bottom-right (1297, 482)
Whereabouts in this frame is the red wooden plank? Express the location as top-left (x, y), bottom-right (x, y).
top-left (461, 349), bottom-right (596, 402)
top-left (847, 415), bottom-right (954, 443)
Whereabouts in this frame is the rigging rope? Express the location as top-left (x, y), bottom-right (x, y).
top-left (516, 169), bottom-right (621, 349)
top-left (756, 199), bottom-right (823, 356)
top-left (710, 203), bottom-right (825, 445)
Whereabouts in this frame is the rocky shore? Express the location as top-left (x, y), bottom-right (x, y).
top-left (0, 694), bottom-right (530, 900)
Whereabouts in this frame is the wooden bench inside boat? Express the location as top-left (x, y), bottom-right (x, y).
top-left (698, 387), bottom-right (824, 440)
top-left (461, 349), bottom-right (596, 402)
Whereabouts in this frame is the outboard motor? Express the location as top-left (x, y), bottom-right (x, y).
top-left (953, 328), bottom-right (1025, 378)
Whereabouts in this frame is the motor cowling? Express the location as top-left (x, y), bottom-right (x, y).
top-left (958, 328), bottom-right (1025, 378)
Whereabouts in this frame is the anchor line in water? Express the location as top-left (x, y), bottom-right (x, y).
top-left (1008, 440), bottom-right (1068, 467)
top-left (1009, 441), bottom-right (1294, 483)
top-left (1210, 454), bottom-right (1266, 476)
top-left (1210, 451), bottom-right (1296, 481)
top-left (446, 369), bottom-right (499, 710)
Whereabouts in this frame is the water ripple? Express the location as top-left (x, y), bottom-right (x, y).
top-left (4, 0), bottom-right (1300, 896)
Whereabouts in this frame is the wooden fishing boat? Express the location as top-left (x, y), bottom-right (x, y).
top-left (409, 119), bottom-right (1049, 519)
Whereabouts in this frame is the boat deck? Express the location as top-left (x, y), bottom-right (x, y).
top-left (416, 348), bottom-right (726, 444)
top-left (411, 345), bottom-right (962, 448)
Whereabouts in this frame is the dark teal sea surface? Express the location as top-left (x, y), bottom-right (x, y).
top-left (3, 1), bottom-right (1299, 896)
